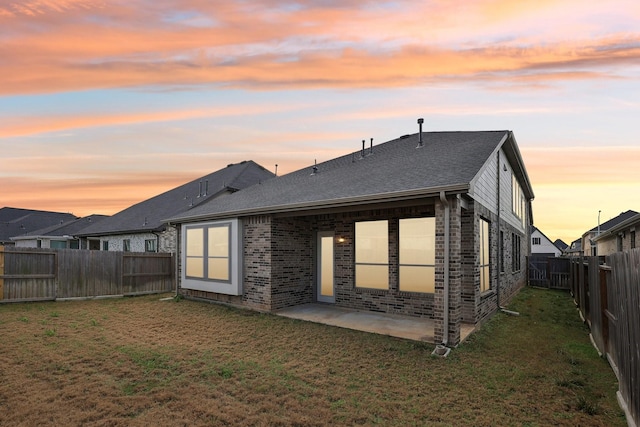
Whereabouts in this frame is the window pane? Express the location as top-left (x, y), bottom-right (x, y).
top-left (355, 265), bottom-right (388, 289)
top-left (355, 221), bottom-right (388, 264)
top-left (208, 226), bottom-right (229, 257)
top-left (320, 236), bottom-right (334, 297)
top-left (186, 228), bottom-right (203, 256)
top-left (400, 218), bottom-right (435, 265)
top-left (208, 258), bottom-right (229, 281)
top-left (400, 266), bottom-right (435, 293)
top-left (481, 220), bottom-right (489, 265)
top-left (50, 240), bottom-right (66, 249)
top-left (186, 257), bottom-right (204, 278)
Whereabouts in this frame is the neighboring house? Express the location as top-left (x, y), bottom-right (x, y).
top-left (530, 227), bottom-right (562, 257)
top-left (592, 212), bottom-right (640, 256)
top-left (76, 161), bottom-right (275, 253)
top-left (0, 207), bottom-right (78, 246)
top-left (581, 210), bottom-right (638, 256)
top-left (566, 238), bottom-right (582, 256)
top-left (11, 214), bottom-right (109, 249)
top-left (168, 123), bottom-right (535, 347)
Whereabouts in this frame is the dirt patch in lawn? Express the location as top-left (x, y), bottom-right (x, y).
top-left (0, 288), bottom-right (625, 426)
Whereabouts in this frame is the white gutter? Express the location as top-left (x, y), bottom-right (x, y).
top-left (439, 190), bottom-right (450, 347)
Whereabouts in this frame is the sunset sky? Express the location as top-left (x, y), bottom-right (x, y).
top-left (1, 0), bottom-right (639, 244)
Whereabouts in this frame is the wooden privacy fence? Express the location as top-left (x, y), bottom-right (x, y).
top-left (570, 252), bottom-right (639, 427)
top-left (0, 246), bottom-right (174, 302)
top-left (527, 256), bottom-right (570, 289)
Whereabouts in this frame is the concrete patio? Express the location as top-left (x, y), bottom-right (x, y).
top-left (276, 303), bottom-right (476, 344)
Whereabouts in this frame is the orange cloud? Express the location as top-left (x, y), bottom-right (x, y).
top-left (0, 103), bottom-right (313, 138)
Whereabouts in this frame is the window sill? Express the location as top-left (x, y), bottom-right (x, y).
top-left (355, 287), bottom-right (388, 295)
top-left (480, 289), bottom-right (495, 300)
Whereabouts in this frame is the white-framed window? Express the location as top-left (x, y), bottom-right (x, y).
top-left (182, 219), bottom-right (242, 295)
top-left (355, 220), bottom-right (389, 289)
top-left (102, 241), bottom-right (109, 251)
top-left (512, 174), bottom-right (526, 227)
top-left (480, 218), bottom-right (491, 292)
top-left (123, 239), bottom-right (131, 252)
top-left (145, 239), bottom-right (157, 252)
top-left (399, 217), bottom-right (435, 293)
top-left (532, 237), bottom-right (541, 245)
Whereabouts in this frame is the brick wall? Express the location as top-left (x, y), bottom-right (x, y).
top-left (242, 216), bottom-right (272, 311)
top-left (270, 217), bottom-right (314, 309)
top-left (433, 196), bottom-right (463, 346)
top-left (327, 205), bottom-right (437, 318)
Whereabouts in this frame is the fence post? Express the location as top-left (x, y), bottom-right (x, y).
top-left (0, 245), bottom-right (4, 300)
top-left (599, 265), bottom-right (610, 354)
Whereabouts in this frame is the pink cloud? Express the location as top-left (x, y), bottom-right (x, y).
top-left (1, 1), bottom-right (638, 95)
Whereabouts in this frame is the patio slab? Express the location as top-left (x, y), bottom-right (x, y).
top-left (276, 303), bottom-right (476, 344)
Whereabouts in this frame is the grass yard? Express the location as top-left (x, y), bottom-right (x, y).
top-left (0, 287), bottom-right (625, 426)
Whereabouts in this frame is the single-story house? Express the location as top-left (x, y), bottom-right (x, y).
top-left (1, 207), bottom-right (78, 246)
top-left (76, 161), bottom-right (275, 253)
top-left (581, 210), bottom-right (638, 256)
top-left (11, 214), bottom-right (108, 249)
top-left (168, 121), bottom-right (535, 347)
top-left (530, 226), bottom-right (562, 257)
top-left (592, 211), bottom-right (640, 256)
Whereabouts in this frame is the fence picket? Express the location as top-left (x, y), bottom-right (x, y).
top-left (0, 246), bottom-right (173, 302)
top-left (570, 251), bottom-right (640, 427)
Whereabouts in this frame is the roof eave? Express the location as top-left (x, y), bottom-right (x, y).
top-left (168, 184), bottom-right (470, 224)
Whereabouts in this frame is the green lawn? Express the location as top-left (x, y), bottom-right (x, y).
top-left (0, 287), bottom-right (625, 426)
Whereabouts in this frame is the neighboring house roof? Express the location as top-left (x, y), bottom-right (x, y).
top-left (554, 239), bottom-right (568, 251)
top-left (592, 212), bottom-right (640, 242)
top-left (77, 161), bottom-right (274, 237)
top-left (170, 130), bottom-right (534, 223)
top-left (585, 210), bottom-right (639, 236)
top-left (11, 214), bottom-right (109, 241)
top-left (0, 207), bottom-right (78, 244)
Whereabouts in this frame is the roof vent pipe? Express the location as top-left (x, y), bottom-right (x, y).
top-left (370, 138), bottom-right (373, 155)
top-left (417, 118), bottom-right (424, 148)
top-left (361, 140), bottom-right (365, 158)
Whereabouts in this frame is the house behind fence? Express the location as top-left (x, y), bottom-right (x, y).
top-left (0, 246), bottom-right (174, 302)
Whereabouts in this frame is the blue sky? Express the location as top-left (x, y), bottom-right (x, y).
top-left (1, 0), bottom-right (639, 243)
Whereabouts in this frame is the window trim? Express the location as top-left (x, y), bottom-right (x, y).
top-left (145, 239), bottom-right (157, 253)
top-left (398, 217), bottom-right (436, 294)
top-left (355, 220), bottom-right (389, 290)
top-left (181, 219), bottom-right (242, 296)
top-left (512, 233), bottom-right (521, 272)
top-left (479, 218), bottom-right (491, 293)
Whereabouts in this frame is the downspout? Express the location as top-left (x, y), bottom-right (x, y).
top-left (167, 222), bottom-right (179, 298)
top-left (498, 150), bottom-right (520, 316)
top-left (496, 151), bottom-right (501, 309)
top-left (439, 191), bottom-right (450, 347)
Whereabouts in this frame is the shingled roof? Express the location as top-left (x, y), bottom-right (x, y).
top-left (0, 207), bottom-right (78, 244)
top-left (13, 214), bottom-right (109, 240)
top-left (170, 130), bottom-right (533, 223)
top-left (78, 161), bottom-right (274, 237)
